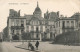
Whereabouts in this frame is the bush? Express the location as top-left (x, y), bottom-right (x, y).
top-left (54, 30), bottom-right (80, 45)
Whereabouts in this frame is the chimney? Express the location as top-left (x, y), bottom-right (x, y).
top-left (18, 10), bottom-right (20, 17)
top-left (57, 11), bottom-right (59, 17)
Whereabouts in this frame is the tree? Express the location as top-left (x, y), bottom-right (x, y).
top-left (3, 26), bottom-right (8, 41)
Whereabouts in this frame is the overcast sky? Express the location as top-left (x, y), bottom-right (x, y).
top-left (0, 0), bottom-right (80, 32)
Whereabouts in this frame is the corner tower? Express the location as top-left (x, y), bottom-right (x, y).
top-left (33, 1), bottom-right (42, 17)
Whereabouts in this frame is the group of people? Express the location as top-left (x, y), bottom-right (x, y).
top-left (28, 41), bottom-right (39, 51)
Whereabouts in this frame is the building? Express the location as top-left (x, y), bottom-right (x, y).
top-left (7, 2), bottom-right (80, 41)
top-left (0, 32), bottom-right (3, 42)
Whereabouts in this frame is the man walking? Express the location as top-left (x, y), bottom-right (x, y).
top-left (35, 41), bottom-right (39, 50)
top-left (28, 41), bottom-right (32, 50)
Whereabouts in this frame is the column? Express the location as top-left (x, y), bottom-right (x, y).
top-left (9, 19), bottom-right (12, 41)
top-left (39, 26), bottom-right (40, 31)
top-left (14, 29), bottom-right (16, 34)
top-left (19, 30), bottom-right (22, 40)
top-left (24, 19), bottom-right (26, 32)
top-left (74, 20), bottom-right (76, 28)
top-left (65, 21), bottom-right (67, 27)
top-left (70, 21), bottom-right (71, 27)
top-left (29, 26), bottom-right (31, 32)
top-left (40, 33), bottom-right (42, 41)
top-left (19, 19), bottom-right (21, 26)
top-left (34, 26), bottom-right (36, 31)
top-left (47, 33), bottom-right (50, 39)
top-left (34, 33), bottom-right (36, 39)
top-left (9, 27), bottom-right (12, 42)
top-left (60, 20), bottom-right (62, 28)
top-left (43, 26), bottom-right (45, 32)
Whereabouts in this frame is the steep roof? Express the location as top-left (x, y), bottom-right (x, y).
top-left (24, 15), bottom-right (33, 20)
top-left (24, 15), bottom-right (45, 21)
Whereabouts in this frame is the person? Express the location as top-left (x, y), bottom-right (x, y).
top-left (28, 41), bottom-right (32, 50)
top-left (31, 45), bottom-right (34, 51)
top-left (35, 41), bottom-right (39, 50)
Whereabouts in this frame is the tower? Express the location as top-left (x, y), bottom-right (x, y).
top-left (33, 1), bottom-right (42, 17)
top-left (44, 9), bottom-right (49, 19)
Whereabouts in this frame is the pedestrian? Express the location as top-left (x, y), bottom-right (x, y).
top-left (35, 41), bottom-right (39, 50)
top-left (31, 45), bottom-right (34, 51)
top-left (28, 41), bottom-right (32, 50)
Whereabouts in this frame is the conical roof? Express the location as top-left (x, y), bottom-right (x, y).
top-left (34, 2), bottom-right (41, 13)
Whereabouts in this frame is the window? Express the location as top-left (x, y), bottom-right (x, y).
top-left (16, 20), bottom-right (19, 26)
top-left (56, 22), bottom-right (58, 27)
top-left (41, 26), bottom-right (43, 32)
top-left (26, 26), bottom-right (29, 32)
top-left (66, 21), bottom-right (69, 27)
top-left (36, 27), bottom-right (39, 32)
top-left (67, 21), bottom-right (69, 23)
top-left (11, 19), bottom-right (14, 26)
top-left (71, 21), bottom-right (74, 27)
top-left (27, 26), bottom-right (29, 28)
top-left (12, 19), bottom-right (14, 22)
top-left (21, 19), bottom-right (24, 24)
top-left (71, 21), bottom-right (74, 23)
top-left (31, 26), bottom-right (34, 31)
top-left (36, 34), bottom-right (39, 38)
top-left (21, 29), bottom-right (24, 33)
top-left (45, 26), bottom-right (47, 28)
top-left (50, 26), bottom-right (52, 28)
top-left (21, 24), bottom-right (24, 27)
top-left (12, 30), bottom-right (14, 33)
top-left (21, 20), bottom-right (24, 27)
top-left (79, 24), bottom-right (80, 27)
top-left (16, 30), bottom-right (19, 34)
top-left (59, 21), bottom-right (60, 27)
top-left (26, 20), bottom-right (28, 23)
top-left (62, 21), bottom-right (65, 28)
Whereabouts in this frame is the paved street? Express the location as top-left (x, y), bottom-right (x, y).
top-left (0, 43), bottom-right (3, 52)
top-left (0, 42), bottom-right (30, 52)
top-left (0, 42), bottom-right (80, 52)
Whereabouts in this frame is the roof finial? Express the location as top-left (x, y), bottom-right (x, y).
top-left (37, 1), bottom-right (39, 7)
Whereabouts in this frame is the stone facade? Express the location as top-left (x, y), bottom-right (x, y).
top-left (7, 2), bottom-right (80, 41)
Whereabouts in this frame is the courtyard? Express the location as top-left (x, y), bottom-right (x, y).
top-left (0, 42), bottom-right (80, 52)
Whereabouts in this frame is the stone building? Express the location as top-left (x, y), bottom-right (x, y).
top-left (7, 2), bottom-right (80, 41)
top-left (7, 2), bottom-right (56, 41)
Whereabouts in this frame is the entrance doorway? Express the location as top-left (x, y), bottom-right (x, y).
top-left (12, 35), bottom-right (19, 40)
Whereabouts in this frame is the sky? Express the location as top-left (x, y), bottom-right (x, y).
top-left (0, 0), bottom-right (80, 32)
